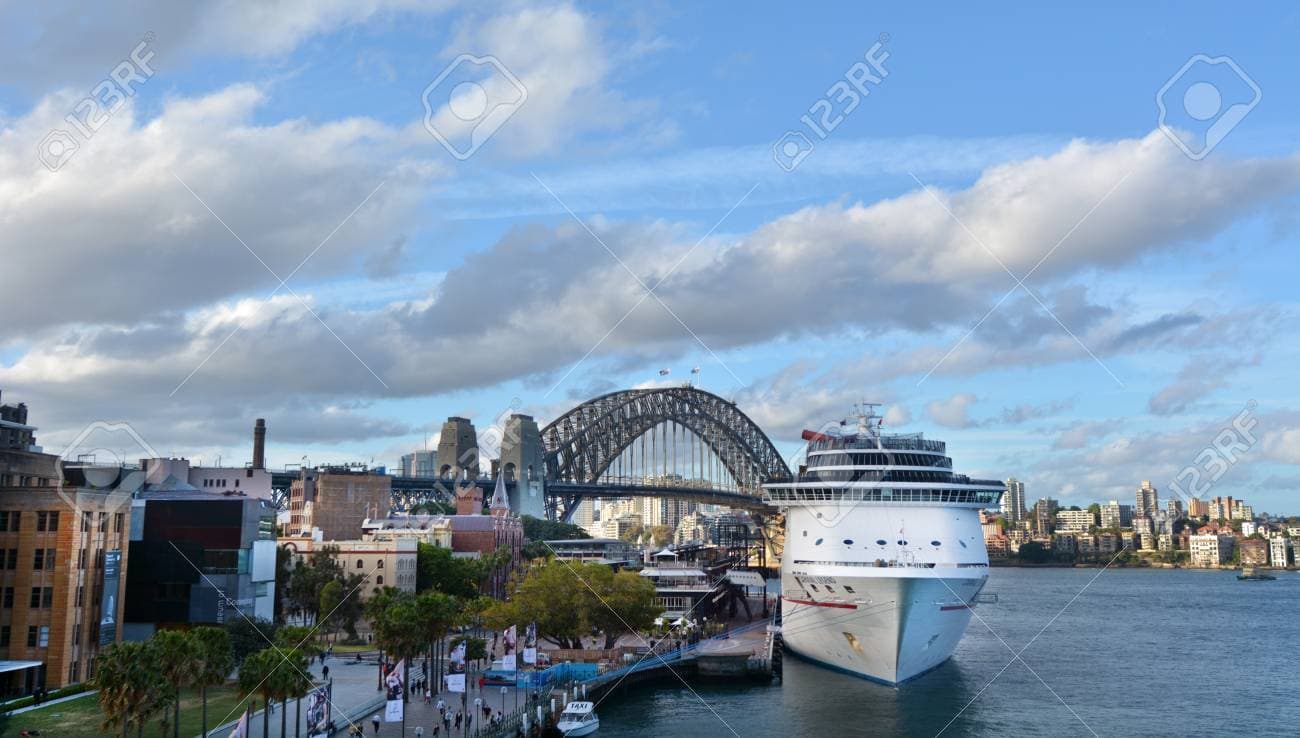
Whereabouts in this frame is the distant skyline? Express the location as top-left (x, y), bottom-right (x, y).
top-left (2, 3), bottom-right (1299, 514)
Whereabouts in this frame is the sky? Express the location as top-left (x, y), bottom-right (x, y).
top-left (1, 1), bottom-right (1299, 513)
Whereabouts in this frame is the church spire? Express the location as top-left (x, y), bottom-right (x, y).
top-left (490, 470), bottom-right (510, 515)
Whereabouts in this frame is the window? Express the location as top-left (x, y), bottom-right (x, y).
top-left (844, 585), bottom-right (856, 594)
top-left (2, 587), bottom-right (12, 608)
top-left (76, 585), bottom-right (84, 607)
top-left (82, 511), bottom-right (92, 532)
top-left (98, 512), bottom-right (107, 532)
top-left (27, 626), bottom-right (37, 647)
top-left (36, 511), bottom-right (59, 532)
top-left (114, 513), bottom-right (123, 533)
top-left (30, 587), bottom-right (41, 608)
top-left (39, 626), bottom-right (49, 647)
top-left (0, 511), bottom-right (17, 531)
top-left (34, 549), bottom-right (44, 569)
top-left (3, 548), bottom-right (15, 569)
top-left (356, 559), bottom-right (364, 569)
top-left (376, 575), bottom-right (384, 585)
top-left (0, 625), bottom-right (8, 647)
top-left (377, 559), bottom-right (384, 569)
top-left (43, 587), bottom-right (53, 607)
top-left (73, 623), bottom-right (81, 645)
top-left (78, 549), bottom-right (86, 570)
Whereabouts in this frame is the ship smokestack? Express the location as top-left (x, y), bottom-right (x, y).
top-left (253, 418), bottom-right (266, 470)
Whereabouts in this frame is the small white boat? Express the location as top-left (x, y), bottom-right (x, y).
top-left (556, 700), bottom-right (600, 736)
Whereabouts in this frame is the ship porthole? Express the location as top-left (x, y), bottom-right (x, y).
top-left (876, 539), bottom-right (886, 546)
top-left (815, 538), bottom-right (823, 546)
top-left (842, 539), bottom-right (854, 545)
top-left (931, 540), bottom-right (942, 547)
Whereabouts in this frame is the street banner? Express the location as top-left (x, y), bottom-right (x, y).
top-left (502, 625), bottom-right (517, 671)
top-left (446, 641), bottom-right (467, 693)
top-left (384, 659), bottom-right (405, 722)
top-left (228, 709), bottom-right (249, 738)
top-left (100, 550), bottom-right (121, 644)
top-left (522, 622), bottom-right (538, 665)
top-left (306, 686), bottom-right (330, 738)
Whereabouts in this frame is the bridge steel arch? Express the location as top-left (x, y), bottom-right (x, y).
top-left (540, 386), bottom-right (793, 495)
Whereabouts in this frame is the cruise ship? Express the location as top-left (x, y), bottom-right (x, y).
top-left (763, 405), bottom-right (1002, 685)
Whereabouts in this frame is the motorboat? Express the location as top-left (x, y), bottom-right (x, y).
top-left (556, 700), bottom-right (599, 736)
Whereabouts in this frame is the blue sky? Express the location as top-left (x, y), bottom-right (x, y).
top-left (1, 1), bottom-right (1298, 513)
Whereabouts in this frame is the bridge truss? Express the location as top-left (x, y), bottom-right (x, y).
top-left (541, 386), bottom-right (793, 519)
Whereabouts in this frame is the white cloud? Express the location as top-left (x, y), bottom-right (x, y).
top-left (927, 393), bottom-right (978, 429)
top-left (0, 84), bottom-right (437, 337)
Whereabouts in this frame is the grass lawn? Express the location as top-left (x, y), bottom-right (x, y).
top-left (323, 642), bottom-right (374, 654)
top-left (1, 682), bottom-right (263, 738)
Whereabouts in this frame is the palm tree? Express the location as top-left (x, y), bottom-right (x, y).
top-left (271, 631), bottom-right (317, 738)
top-left (191, 627), bottom-right (234, 738)
top-left (153, 629), bottom-right (199, 738)
top-left (237, 648), bottom-right (282, 738)
top-left (96, 641), bottom-right (174, 738)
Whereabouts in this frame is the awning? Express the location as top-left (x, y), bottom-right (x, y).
top-left (0, 660), bottom-right (42, 674)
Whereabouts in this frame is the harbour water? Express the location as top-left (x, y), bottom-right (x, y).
top-left (595, 567), bottom-right (1299, 736)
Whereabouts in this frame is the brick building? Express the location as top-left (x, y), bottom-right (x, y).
top-left (286, 468), bottom-right (391, 540)
top-left (1239, 538), bottom-right (1269, 567)
top-left (0, 467), bottom-right (131, 695)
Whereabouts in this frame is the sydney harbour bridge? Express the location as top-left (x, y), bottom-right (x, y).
top-left (269, 386), bottom-right (795, 523)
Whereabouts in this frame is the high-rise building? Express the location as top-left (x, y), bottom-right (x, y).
top-left (1270, 537), bottom-right (1291, 568)
top-left (1187, 497), bottom-right (1209, 518)
top-left (1100, 500), bottom-right (1134, 530)
top-left (1208, 496), bottom-right (1235, 521)
top-left (1167, 498), bottom-right (1185, 519)
top-left (1002, 478), bottom-right (1027, 523)
top-left (1135, 480), bottom-right (1159, 520)
top-left (1031, 497), bottom-right (1058, 535)
top-left (399, 450), bottom-right (438, 478)
top-left (1232, 499), bottom-right (1254, 521)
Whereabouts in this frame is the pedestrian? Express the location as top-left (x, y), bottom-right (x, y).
top-left (437, 697), bottom-right (446, 715)
top-left (433, 723), bottom-right (441, 737)
top-left (454, 711), bottom-right (462, 729)
top-left (371, 713), bottom-right (381, 735)
top-left (323, 664), bottom-right (330, 680)
top-left (424, 688), bottom-right (432, 704)
top-left (415, 727), bottom-right (424, 738)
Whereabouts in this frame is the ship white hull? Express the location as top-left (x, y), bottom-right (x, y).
top-left (778, 504), bottom-right (989, 685)
top-left (781, 575), bottom-right (984, 684)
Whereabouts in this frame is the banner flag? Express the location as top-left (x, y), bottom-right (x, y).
top-left (306, 686), bottom-right (331, 738)
top-left (502, 625), bottom-right (517, 671)
top-left (384, 659), bottom-right (405, 722)
top-left (446, 641), bottom-right (467, 693)
top-left (228, 709), bottom-right (249, 738)
top-left (522, 622), bottom-right (538, 665)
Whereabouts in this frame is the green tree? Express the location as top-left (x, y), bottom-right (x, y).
top-left (191, 626), bottom-right (234, 738)
top-left (96, 641), bottom-right (174, 738)
top-left (520, 515), bottom-right (590, 542)
top-left (582, 567), bottom-right (660, 648)
top-left (153, 630), bottom-right (199, 738)
top-left (416, 542), bottom-right (483, 596)
top-left (238, 648), bottom-right (284, 738)
top-left (487, 559), bottom-right (661, 649)
top-left (286, 545), bottom-right (344, 624)
top-left (1017, 541), bottom-right (1051, 564)
top-left (225, 618), bottom-right (279, 666)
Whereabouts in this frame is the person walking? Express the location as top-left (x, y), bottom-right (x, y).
top-left (371, 713), bottom-right (381, 735)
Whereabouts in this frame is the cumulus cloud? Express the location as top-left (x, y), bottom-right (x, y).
top-left (927, 393), bottom-right (978, 429)
top-left (422, 2), bottom-right (667, 159)
top-left (1148, 355), bottom-right (1258, 416)
top-left (0, 84), bottom-right (434, 338)
top-left (0, 1), bottom-right (458, 91)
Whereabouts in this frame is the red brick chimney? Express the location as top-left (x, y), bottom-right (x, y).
top-left (455, 485), bottom-right (484, 515)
